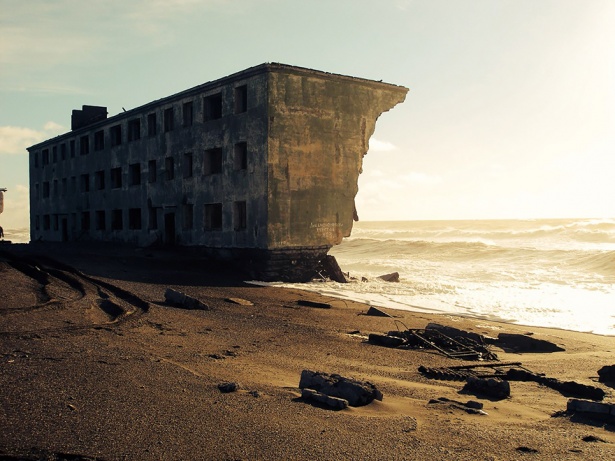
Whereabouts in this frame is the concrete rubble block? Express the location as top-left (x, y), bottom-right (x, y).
top-left (164, 288), bottom-right (209, 310)
top-left (497, 333), bottom-right (565, 353)
top-left (301, 388), bottom-right (349, 410)
top-left (299, 370), bottom-right (383, 407)
top-left (218, 382), bottom-right (240, 393)
top-left (377, 272), bottom-right (400, 282)
top-left (597, 365), bottom-right (615, 383)
top-left (461, 376), bottom-right (510, 400)
top-left (567, 399), bottom-right (611, 415)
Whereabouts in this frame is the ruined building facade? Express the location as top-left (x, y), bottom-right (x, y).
top-left (28, 63), bottom-right (407, 280)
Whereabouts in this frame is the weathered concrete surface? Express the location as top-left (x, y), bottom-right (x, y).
top-left (267, 68), bottom-right (407, 249)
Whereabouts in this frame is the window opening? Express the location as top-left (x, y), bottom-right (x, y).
top-left (203, 93), bottom-right (222, 121)
top-left (204, 203), bottom-right (223, 230)
top-left (204, 147), bottom-right (223, 175)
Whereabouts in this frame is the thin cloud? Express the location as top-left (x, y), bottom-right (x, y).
top-left (368, 138), bottom-right (398, 152)
top-left (0, 123), bottom-right (65, 155)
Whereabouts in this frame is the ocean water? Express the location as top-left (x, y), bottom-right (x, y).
top-left (0, 227), bottom-right (29, 244)
top-left (284, 218), bottom-right (615, 336)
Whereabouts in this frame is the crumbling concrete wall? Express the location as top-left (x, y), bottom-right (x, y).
top-left (266, 69), bottom-right (407, 249)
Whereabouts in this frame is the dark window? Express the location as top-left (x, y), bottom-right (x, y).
top-left (148, 160), bottom-right (157, 183)
top-left (43, 215), bottom-right (50, 230)
top-left (182, 101), bottom-right (193, 126)
top-left (204, 203), bottom-right (222, 230)
top-left (42, 149), bottom-right (49, 166)
top-left (128, 118), bottom-right (141, 141)
top-left (80, 174), bottom-right (89, 192)
top-left (53, 215), bottom-right (59, 231)
top-left (148, 206), bottom-right (158, 230)
top-left (110, 125), bottom-right (122, 146)
top-left (34, 151), bottom-right (39, 168)
top-left (95, 170), bottom-right (105, 190)
top-left (182, 204), bottom-right (193, 230)
top-left (70, 140), bottom-right (75, 158)
top-left (61, 178), bottom-right (67, 196)
top-left (234, 85), bottom-right (247, 113)
top-left (234, 201), bottom-right (247, 231)
top-left (111, 209), bottom-right (123, 230)
top-left (204, 93), bottom-right (222, 121)
top-left (129, 163), bottom-right (141, 186)
top-left (128, 208), bottom-right (142, 230)
top-left (147, 113), bottom-right (157, 136)
top-left (234, 142), bottom-right (247, 170)
top-left (80, 135), bottom-right (89, 155)
top-left (183, 153), bottom-right (193, 178)
top-left (43, 181), bottom-right (50, 198)
top-left (52, 146), bottom-right (57, 162)
top-left (81, 212), bottom-right (90, 231)
top-left (164, 107), bottom-right (174, 132)
top-left (95, 210), bottom-right (106, 230)
top-left (35, 216), bottom-right (40, 230)
top-left (60, 143), bottom-right (67, 160)
top-left (35, 183), bottom-right (39, 198)
top-left (165, 157), bottom-right (174, 180)
top-left (94, 130), bottom-right (105, 150)
top-left (53, 179), bottom-right (58, 197)
top-left (111, 167), bottom-right (122, 189)
top-left (204, 147), bottom-right (222, 175)
top-left (71, 176), bottom-right (76, 193)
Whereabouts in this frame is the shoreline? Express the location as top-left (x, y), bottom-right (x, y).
top-left (1, 243), bottom-right (614, 459)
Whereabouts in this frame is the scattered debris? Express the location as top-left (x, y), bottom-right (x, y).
top-left (164, 288), bottom-right (209, 310)
top-left (301, 388), bottom-right (349, 410)
top-left (218, 382), bottom-right (240, 393)
top-left (298, 370), bottom-right (382, 407)
top-left (365, 306), bottom-right (392, 317)
top-left (296, 299), bottom-right (331, 309)
top-left (426, 323), bottom-right (495, 344)
top-left (225, 297), bottom-right (254, 306)
top-left (427, 397), bottom-right (488, 415)
top-left (370, 322), bottom-right (498, 361)
top-left (419, 363), bottom-right (606, 401)
top-left (378, 272), bottom-right (400, 282)
top-left (462, 376), bottom-right (511, 400)
top-left (598, 365), bottom-right (615, 383)
top-left (497, 333), bottom-right (565, 353)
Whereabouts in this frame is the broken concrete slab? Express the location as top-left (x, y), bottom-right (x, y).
top-left (299, 370), bottom-right (382, 407)
top-left (164, 288), bottom-right (209, 310)
top-left (368, 333), bottom-right (405, 348)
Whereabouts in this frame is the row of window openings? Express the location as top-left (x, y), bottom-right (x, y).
top-left (36, 202), bottom-right (247, 233)
top-left (37, 144), bottom-right (248, 197)
top-left (36, 86), bottom-right (248, 167)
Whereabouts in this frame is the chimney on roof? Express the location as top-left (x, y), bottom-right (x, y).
top-left (71, 105), bottom-right (108, 131)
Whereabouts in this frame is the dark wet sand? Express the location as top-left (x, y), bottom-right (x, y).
top-left (1, 242), bottom-right (614, 460)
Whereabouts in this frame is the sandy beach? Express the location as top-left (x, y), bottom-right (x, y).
top-left (1, 242), bottom-right (614, 460)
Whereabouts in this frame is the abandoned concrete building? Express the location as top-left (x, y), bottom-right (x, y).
top-left (28, 63), bottom-right (407, 281)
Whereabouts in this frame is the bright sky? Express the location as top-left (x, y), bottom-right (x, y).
top-left (1, 0), bottom-right (614, 228)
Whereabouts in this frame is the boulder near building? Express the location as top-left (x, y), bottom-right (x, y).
top-left (28, 63), bottom-right (407, 281)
